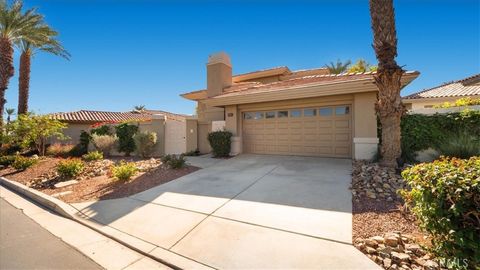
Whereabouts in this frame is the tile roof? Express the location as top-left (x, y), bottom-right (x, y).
top-left (217, 71), bottom-right (419, 98)
top-left (403, 73), bottom-right (480, 99)
top-left (49, 109), bottom-right (188, 123)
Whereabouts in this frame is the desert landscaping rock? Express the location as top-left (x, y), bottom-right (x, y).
top-left (355, 232), bottom-right (446, 270)
top-left (54, 180), bottom-right (78, 188)
top-left (51, 191), bottom-right (73, 197)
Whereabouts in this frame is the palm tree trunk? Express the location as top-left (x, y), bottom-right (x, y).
top-left (18, 50), bottom-right (31, 115)
top-left (0, 37), bottom-right (15, 127)
top-left (369, 0), bottom-right (404, 168)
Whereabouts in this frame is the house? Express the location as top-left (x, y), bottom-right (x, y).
top-left (181, 52), bottom-right (419, 160)
top-left (50, 109), bottom-right (195, 155)
top-left (403, 73), bottom-right (480, 110)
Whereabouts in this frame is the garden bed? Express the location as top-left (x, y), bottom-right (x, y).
top-left (0, 157), bottom-right (199, 203)
top-left (351, 161), bottom-right (445, 270)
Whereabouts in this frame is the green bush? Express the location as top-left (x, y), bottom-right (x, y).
top-left (82, 151), bottom-right (104, 161)
top-left (57, 158), bottom-right (85, 178)
top-left (12, 156), bottom-right (38, 171)
top-left (437, 132), bottom-right (480, 159)
top-left (401, 110), bottom-right (480, 161)
top-left (91, 134), bottom-right (117, 156)
top-left (46, 143), bottom-right (75, 157)
top-left (90, 125), bottom-right (112, 136)
top-left (207, 130), bottom-right (233, 157)
top-left (133, 131), bottom-right (157, 158)
top-left (161, 154), bottom-right (186, 169)
top-left (0, 155), bottom-right (16, 167)
top-left (115, 123), bottom-right (138, 156)
top-left (401, 157), bottom-right (480, 269)
top-left (111, 161), bottom-right (138, 181)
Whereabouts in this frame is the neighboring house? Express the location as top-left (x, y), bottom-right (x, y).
top-left (403, 73), bottom-right (480, 110)
top-left (181, 52), bottom-right (419, 159)
top-left (50, 109), bottom-right (194, 155)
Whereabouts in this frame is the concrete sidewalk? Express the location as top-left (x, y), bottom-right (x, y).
top-left (71, 155), bottom-right (380, 269)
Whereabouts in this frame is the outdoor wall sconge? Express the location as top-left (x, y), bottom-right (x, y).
top-left (227, 113), bottom-right (234, 117)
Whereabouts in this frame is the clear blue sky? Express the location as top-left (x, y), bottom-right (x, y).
top-left (5, 0), bottom-right (480, 115)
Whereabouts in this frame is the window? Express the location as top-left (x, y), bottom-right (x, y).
top-left (424, 105), bottom-right (434, 108)
top-left (304, 108), bottom-right (316, 117)
top-left (290, 109), bottom-right (302, 117)
top-left (265, 111), bottom-right (276, 119)
top-left (319, 107), bottom-right (333, 116)
top-left (244, 112), bottom-right (254, 119)
top-left (278, 111), bottom-right (288, 118)
top-left (335, 106), bottom-right (350, 115)
top-left (254, 112), bottom-right (264, 120)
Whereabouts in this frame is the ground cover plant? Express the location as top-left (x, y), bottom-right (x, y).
top-left (56, 158), bottom-right (85, 179)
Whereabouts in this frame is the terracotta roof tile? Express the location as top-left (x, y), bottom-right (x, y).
top-left (403, 74), bottom-right (480, 99)
top-left (49, 109), bottom-right (188, 123)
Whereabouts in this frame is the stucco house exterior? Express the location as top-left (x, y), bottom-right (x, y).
top-left (50, 109), bottom-right (193, 155)
top-left (402, 73), bottom-right (480, 110)
top-left (181, 52), bottom-right (419, 160)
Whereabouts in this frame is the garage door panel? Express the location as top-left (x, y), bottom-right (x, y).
top-left (242, 104), bottom-right (351, 158)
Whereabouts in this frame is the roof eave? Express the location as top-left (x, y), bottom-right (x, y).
top-left (204, 72), bottom-right (419, 107)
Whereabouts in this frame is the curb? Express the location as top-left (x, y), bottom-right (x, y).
top-left (0, 177), bottom-right (213, 270)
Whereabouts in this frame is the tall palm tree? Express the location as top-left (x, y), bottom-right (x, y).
top-left (133, 105), bottom-right (146, 113)
top-left (5, 107), bottom-right (13, 123)
top-left (369, 0), bottom-right (404, 168)
top-left (324, 59), bottom-right (351, 74)
top-left (0, 0), bottom-right (43, 126)
top-left (17, 26), bottom-right (69, 114)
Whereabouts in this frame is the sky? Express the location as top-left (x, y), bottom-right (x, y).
top-left (5, 0), bottom-right (480, 116)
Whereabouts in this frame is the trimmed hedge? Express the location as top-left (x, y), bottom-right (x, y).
top-left (401, 157), bottom-right (480, 269)
top-left (401, 110), bottom-right (480, 161)
top-left (207, 130), bottom-right (232, 157)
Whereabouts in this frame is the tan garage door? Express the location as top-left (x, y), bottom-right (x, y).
top-left (242, 105), bottom-right (352, 158)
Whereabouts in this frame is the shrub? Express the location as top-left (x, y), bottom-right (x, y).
top-left (57, 158), bottom-right (85, 178)
top-left (46, 143), bottom-right (75, 157)
top-left (437, 132), bottom-right (480, 159)
top-left (401, 157), bottom-right (480, 268)
top-left (183, 149), bottom-right (200, 156)
top-left (401, 110), bottom-right (480, 162)
top-left (161, 154), bottom-right (186, 169)
top-left (115, 123), bottom-right (138, 156)
top-left (434, 97), bottom-right (480, 108)
top-left (0, 155), bottom-right (16, 167)
top-left (207, 130), bottom-right (233, 157)
top-left (111, 161), bottom-right (138, 181)
top-left (91, 134), bottom-right (117, 156)
top-left (90, 125), bottom-right (112, 136)
top-left (133, 131), bottom-right (157, 158)
top-left (12, 156), bottom-right (38, 171)
top-left (82, 151), bottom-right (104, 161)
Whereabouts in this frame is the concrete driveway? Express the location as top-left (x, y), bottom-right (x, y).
top-left (72, 154), bottom-right (379, 269)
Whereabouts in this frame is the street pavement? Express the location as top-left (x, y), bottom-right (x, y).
top-left (0, 198), bottom-right (102, 270)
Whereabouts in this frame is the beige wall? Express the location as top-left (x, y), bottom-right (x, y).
top-left (353, 92), bottom-right (377, 138)
top-left (186, 119), bottom-right (198, 152)
top-left (137, 118), bottom-right (166, 156)
top-left (52, 123), bottom-right (92, 145)
top-left (198, 122), bottom-right (212, 154)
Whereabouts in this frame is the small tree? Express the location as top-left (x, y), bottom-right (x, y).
top-left (347, 59), bottom-right (377, 73)
top-left (115, 122), bottom-right (138, 156)
top-left (133, 131), bottom-right (157, 158)
top-left (10, 114), bottom-right (67, 155)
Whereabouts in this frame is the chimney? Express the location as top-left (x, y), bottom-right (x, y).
top-left (207, 52), bottom-right (232, 97)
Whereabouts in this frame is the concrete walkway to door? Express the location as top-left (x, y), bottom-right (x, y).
top-left (72, 154), bottom-right (379, 269)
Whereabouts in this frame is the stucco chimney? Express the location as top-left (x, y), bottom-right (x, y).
top-left (207, 52), bottom-right (232, 97)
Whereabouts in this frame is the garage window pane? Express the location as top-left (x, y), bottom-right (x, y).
top-left (244, 112), bottom-right (254, 119)
top-left (265, 111), bottom-right (276, 119)
top-left (255, 112), bottom-right (264, 120)
top-left (278, 111), bottom-right (288, 118)
top-left (335, 106), bottom-right (350, 115)
top-left (304, 108), bottom-right (316, 117)
top-left (290, 109), bottom-right (302, 117)
top-left (319, 107), bottom-right (333, 116)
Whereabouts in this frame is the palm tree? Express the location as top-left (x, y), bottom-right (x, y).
top-left (369, 0), bottom-right (404, 168)
top-left (5, 107), bottom-right (13, 123)
top-left (133, 105), bottom-right (146, 113)
top-left (324, 59), bottom-right (351, 74)
top-left (0, 0), bottom-right (44, 126)
top-left (17, 26), bottom-right (69, 115)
